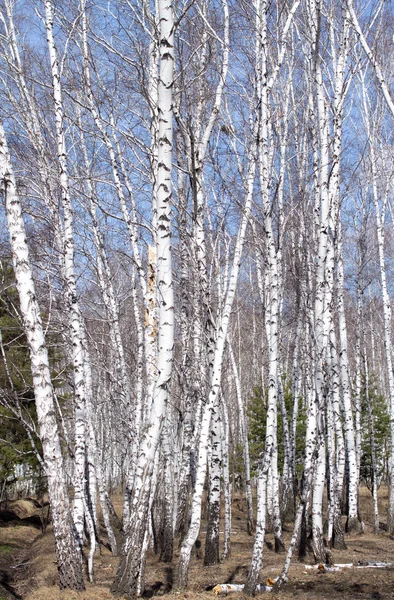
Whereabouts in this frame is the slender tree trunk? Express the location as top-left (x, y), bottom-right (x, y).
top-left (175, 93), bottom-right (258, 590)
top-left (349, 0), bottom-right (394, 535)
top-left (362, 80), bottom-right (394, 532)
top-left (221, 396), bottom-right (231, 560)
top-left (364, 343), bottom-right (380, 534)
top-left (111, 0), bottom-right (174, 593)
top-left (204, 393), bottom-right (222, 566)
top-left (244, 457), bottom-right (269, 595)
top-left (0, 121), bottom-right (85, 591)
top-left (311, 432), bottom-right (326, 563)
top-left (308, 0), bottom-right (330, 558)
top-left (274, 345), bottom-right (321, 588)
top-left (328, 7), bottom-right (360, 532)
top-left (45, 0), bottom-right (89, 543)
top-left (160, 410), bottom-right (175, 563)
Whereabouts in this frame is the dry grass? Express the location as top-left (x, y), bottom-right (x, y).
top-left (3, 487), bottom-right (394, 600)
top-left (25, 586), bottom-right (116, 600)
top-left (0, 523), bottom-right (38, 547)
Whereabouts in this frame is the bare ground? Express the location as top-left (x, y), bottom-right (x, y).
top-left (1, 487), bottom-right (394, 600)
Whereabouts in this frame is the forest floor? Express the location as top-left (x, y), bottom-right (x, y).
top-left (1, 487), bottom-right (394, 600)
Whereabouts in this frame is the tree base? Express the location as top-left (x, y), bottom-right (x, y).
top-left (111, 540), bottom-right (146, 598)
top-left (332, 516), bottom-right (347, 550)
top-left (274, 535), bottom-right (286, 553)
top-left (247, 517), bottom-right (256, 536)
top-left (346, 516), bottom-right (363, 534)
top-left (310, 528), bottom-right (326, 563)
top-left (174, 554), bottom-right (189, 589)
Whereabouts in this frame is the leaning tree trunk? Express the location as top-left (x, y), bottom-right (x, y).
top-left (274, 332), bottom-right (321, 589)
top-left (0, 121), bottom-right (85, 591)
top-left (244, 0), bottom-right (301, 591)
top-left (111, 0), bottom-right (174, 594)
top-left (329, 8), bottom-right (360, 532)
top-left (175, 80), bottom-right (258, 590)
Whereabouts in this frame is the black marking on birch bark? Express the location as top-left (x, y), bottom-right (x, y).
top-left (160, 37), bottom-right (173, 48)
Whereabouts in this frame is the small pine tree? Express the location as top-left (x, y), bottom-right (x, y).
top-left (247, 385), bottom-right (267, 476)
top-left (360, 373), bottom-right (390, 490)
top-left (0, 259), bottom-right (67, 502)
top-left (246, 377), bottom-right (307, 478)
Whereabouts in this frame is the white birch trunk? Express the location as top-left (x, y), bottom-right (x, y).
top-left (245, 0), bottom-right (301, 590)
top-left (337, 222), bottom-right (360, 532)
top-left (278, 373), bottom-right (291, 518)
top-left (45, 0), bottom-right (88, 542)
top-left (363, 342), bottom-right (380, 534)
top-left (290, 308), bottom-right (302, 510)
top-left (83, 338), bottom-right (118, 555)
top-left (329, 8), bottom-right (360, 530)
top-left (80, 1), bottom-right (149, 438)
top-left (112, 0), bottom-right (174, 593)
top-left (176, 100), bottom-right (258, 591)
top-left (355, 274), bottom-right (363, 474)
top-left (160, 409), bottom-right (175, 563)
top-left (174, 142), bottom-right (196, 536)
top-left (274, 337), bottom-right (321, 588)
top-left (221, 396), bottom-right (231, 560)
top-left (311, 430), bottom-right (326, 562)
top-left (257, 0), bottom-right (283, 555)
top-left (362, 80), bottom-right (394, 532)
top-left (307, 0), bottom-right (330, 559)
top-left (0, 121), bottom-right (85, 591)
top-left (204, 392), bottom-right (222, 566)
top-left (244, 456), bottom-right (269, 595)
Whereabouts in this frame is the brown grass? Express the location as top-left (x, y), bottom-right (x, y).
top-left (25, 586), bottom-right (116, 600)
top-left (2, 487), bottom-right (394, 600)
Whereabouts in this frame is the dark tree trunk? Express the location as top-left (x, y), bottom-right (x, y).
top-left (204, 498), bottom-right (220, 566)
top-left (298, 506), bottom-right (308, 561)
top-left (332, 513), bottom-right (347, 550)
top-left (111, 503), bottom-right (149, 597)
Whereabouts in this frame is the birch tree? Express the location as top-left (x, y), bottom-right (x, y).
top-left (0, 120), bottom-right (85, 591)
top-left (347, 0), bottom-right (394, 534)
top-left (111, 0), bottom-right (175, 594)
top-left (361, 76), bottom-right (394, 533)
top-left (175, 18), bottom-right (259, 579)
